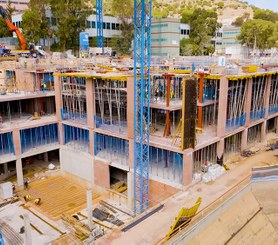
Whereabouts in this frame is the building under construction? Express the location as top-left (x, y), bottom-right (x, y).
top-left (0, 57), bottom-right (278, 243)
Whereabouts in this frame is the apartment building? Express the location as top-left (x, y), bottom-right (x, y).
top-left (0, 0), bottom-right (28, 13)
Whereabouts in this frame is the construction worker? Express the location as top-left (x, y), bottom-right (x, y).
top-left (23, 194), bottom-right (30, 202)
top-left (34, 198), bottom-right (41, 206)
top-left (24, 178), bottom-right (29, 190)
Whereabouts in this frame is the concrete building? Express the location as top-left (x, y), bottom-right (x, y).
top-left (0, 58), bottom-right (277, 213)
top-left (0, 0), bottom-right (29, 13)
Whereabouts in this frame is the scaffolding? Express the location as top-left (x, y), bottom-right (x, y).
top-left (150, 75), bottom-right (183, 104)
top-left (149, 146), bottom-right (183, 184)
top-left (94, 133), bottom-right (129, 166)
top-left (269, 74), bottom-right (278, 114)
top-left (63, 124), bottom-right (89, 153)
top-left (94, 78), bottom-right (127, 134)
top-left (193, 143), bottom-right (217, 173)
top-left (0, 132), bottom-right (14, 156)
top-left (226, 79), bottom-right (247, 130)
top-left (61, 76), bottom-right (87, 125)
top-left (250, 76), bottom-right (266, 121)
top-left (20, 124), bottom-right (58, 153)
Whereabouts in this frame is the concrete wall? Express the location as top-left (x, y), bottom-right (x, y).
top-left (60, 147), bottom-right (94, 182)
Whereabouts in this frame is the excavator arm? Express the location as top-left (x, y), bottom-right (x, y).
top-left (0, 6), bottom-right (27, 50)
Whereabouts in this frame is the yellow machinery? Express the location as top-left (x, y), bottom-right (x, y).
top-left (165, 197), bottom-right (202, 241)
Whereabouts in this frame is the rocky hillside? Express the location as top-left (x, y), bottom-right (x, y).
top-left (104, 0), bottom-right (254, 25)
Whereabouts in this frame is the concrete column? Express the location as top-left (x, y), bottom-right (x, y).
top-left (86, 189), bottom-right (93, 230)
top-left (217, 76), bottom-right (229, 137)
top-left (245, 78), bottom-right (253, 125)
top-left (16, 159), bottom-right (24, 187)
top-left (183, 149), bottom-right (193, 186)
top-left (89, 129), bottom-right (94, 156)
top-left (43, 152), bottom-right (49, 162)
top-left (241, 128), bottom-right (248, 151)
top-left (127, 77), bottom-right (134, 139)
top-left (261, 121), bottom-right (267, 143)
top-left (54, 76), bottom-right (63, 121)
top-left (217, 139), bottom-right (225, 159)
top-left (128, 140), bottom-right (134, 169)
top-left (58, 122), bottom-right (64, 145)
top-left (264, 75), bottom-right (272, 118)
top-left (3, 163), bottom-right (8, 175)
top-left (86, 78), bottom-right (95, 128)
top-left (276, 117), bottom-right (278, 134)
top-left (12, 129), bottom-right (21, 156)
top-left (24, 214), bottom-right (32, 245)
top-left (127, 171), bottom-right (134, 212)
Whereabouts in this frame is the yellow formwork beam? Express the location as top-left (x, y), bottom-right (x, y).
top-left (165, 197), bottom-right (202, 241)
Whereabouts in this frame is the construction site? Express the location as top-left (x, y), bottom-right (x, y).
top-left (0, 0), bottom-right (277, 244)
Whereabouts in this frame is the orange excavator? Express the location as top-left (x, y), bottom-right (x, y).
top-left (0, 6), bottom-right (27, 50)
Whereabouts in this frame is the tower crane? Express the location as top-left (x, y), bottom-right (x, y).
top-left (95, 0), bottom-right (152, 215)
top-left (133, 0), bottom-right (152, 215)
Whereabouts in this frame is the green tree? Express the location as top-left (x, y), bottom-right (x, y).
top-left (22, 0), bottom-right (50, 45)
top-left (0, 0), bottom-right (15, 38)
top-left (110, 0), bottom-right (133, 55)
top-left (49, 0), bottom-right (92, 51)
top-left (181, 8), bottom-right (221, 55)
top-left (253, 8), bottom-right (278, 23)
top-left (238, 19), bottom-right (277, 51)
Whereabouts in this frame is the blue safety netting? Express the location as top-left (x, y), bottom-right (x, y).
top-left (61, 109), bottom-right (87, 125)
top-left (63, 124), bottom-right (89, 152)
top-left (226, 113), bottom-right (246, 129)
top-left (94, 116), bottom-right (128, 129)
top-left (0, 132), bottom-right (15, 156)
top-left (269, 105), bottom-right (278, 114)
top-left (250, 108), bottom-right (266, 121)
top-left (20, 124), bottom-right (58, 153)
top-left (94, 133), bottom-right (129, 165)
top-left (149, 146), bottom-right (183, 184)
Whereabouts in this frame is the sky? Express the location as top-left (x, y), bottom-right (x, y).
top-left (245, 0), bottom-right (278, 12)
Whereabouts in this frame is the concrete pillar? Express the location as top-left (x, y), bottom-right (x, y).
top-left (3, 163), bottom-right (8, 175)
top-left (241, 128), bottom-right (248, 151)
top-left (58, 122), bottom-right (64, 145)
top-left (245, 78), bottom-right (253, 125)
top-left (183, 149), bottom-right (193, 186)
top-left (127, 76), bottom-right (134, 139)
top-left (261, 121), bottom-right (267, 143)
top-left (43, 152), bottom-right (49, 162)
top-left (86, 189), bottom-right (93, 230)
top-left (217, 76), bottom-right (228, 137)
top-left (54, 76), bottom-right (63, 121)
top-left (12, 129), bottom-right (21, 156)
top-left (89, 129), bottom-right (94, 156)
top-left (24, 214), bottom-right (32, 245)
top-left (217, 139), bottom-right (225, 159)
top-left (276, 117), bottom-right (278, 134)
top-left (86, 78), bottom-right (95, 128)
top-left (128, 140), bottom-right (134, 169)
top-left (127, 171), bottom-right (134, 212)
top-left (264, 75), bottom-right (272, 118)
top-left (16, 159), bottom-right (24, 187)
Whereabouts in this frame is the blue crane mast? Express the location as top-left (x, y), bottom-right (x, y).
top-left (133, 0), bottom-right (152, 215)
top-left (96, 0), bottom-right (104, 53)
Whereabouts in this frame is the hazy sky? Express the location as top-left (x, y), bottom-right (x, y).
top-left (245, 0), bottom-right (278, 12)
